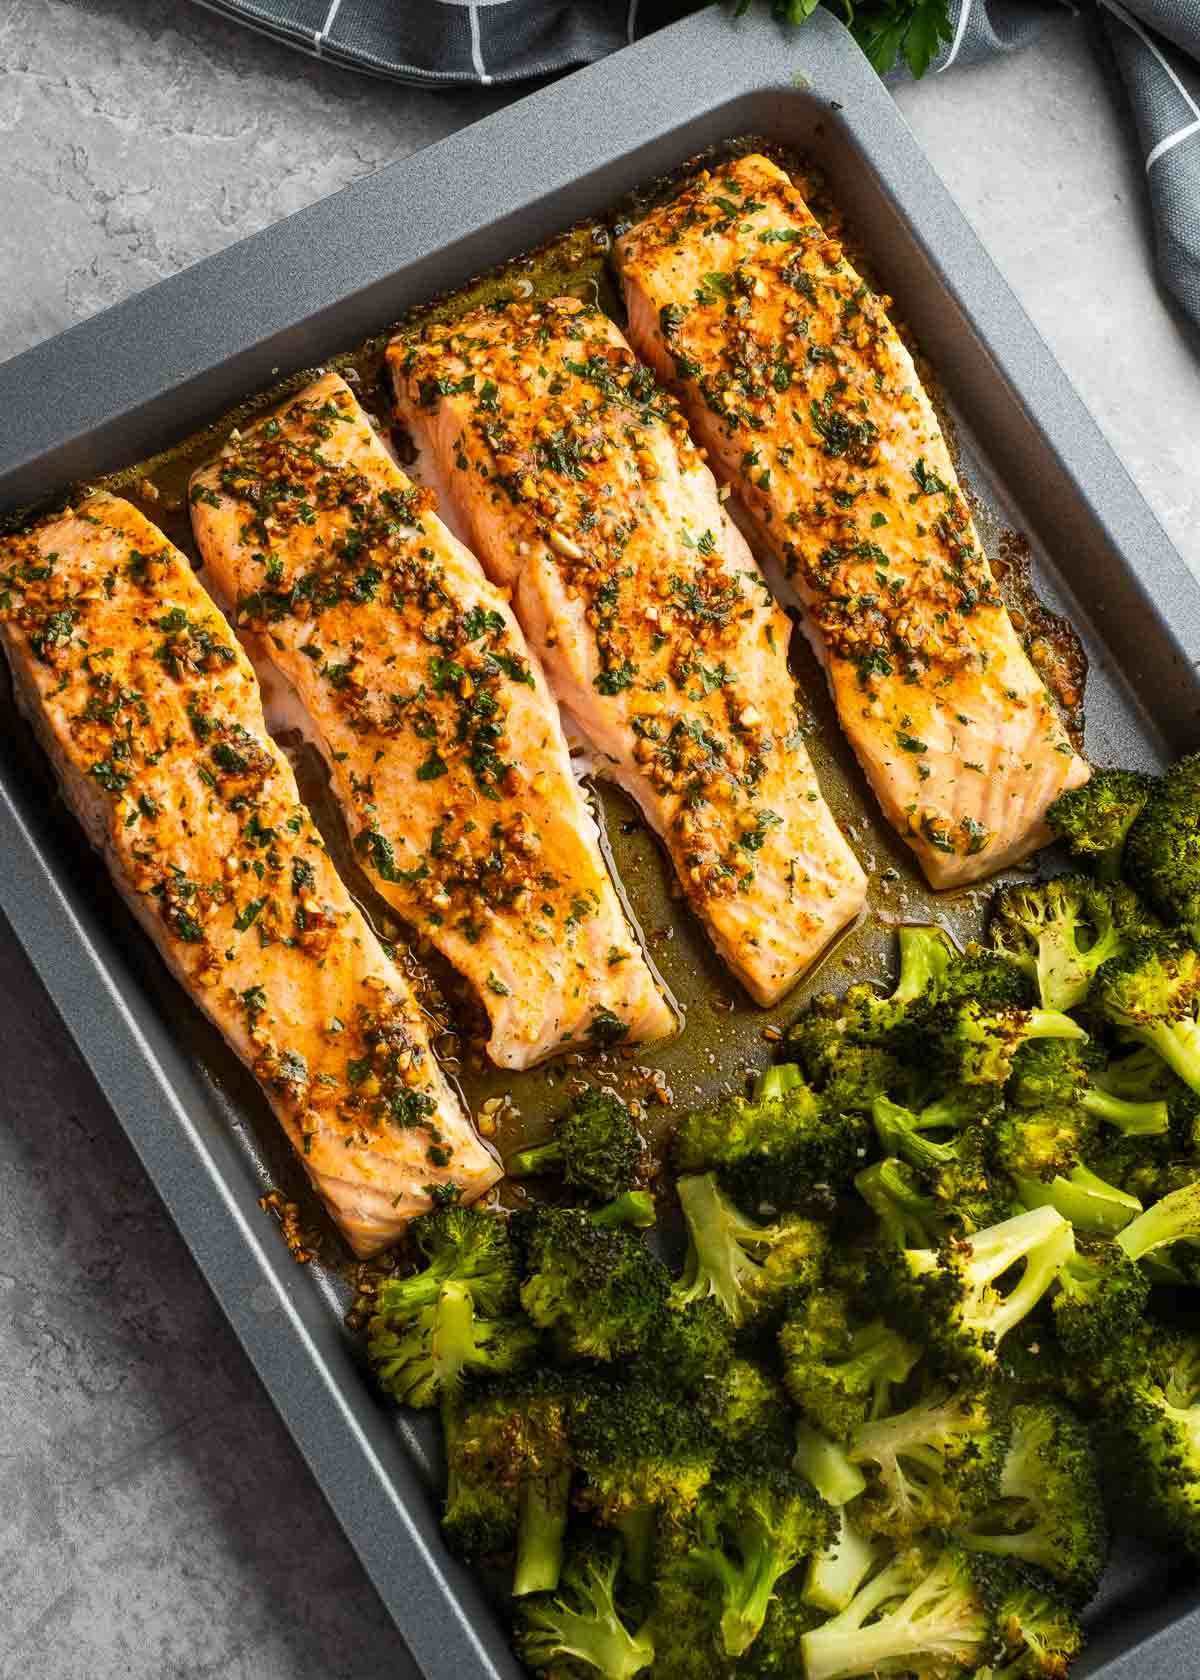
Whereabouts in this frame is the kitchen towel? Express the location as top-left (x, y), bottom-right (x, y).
top-left (188, 0), bottom-right (1200, 328)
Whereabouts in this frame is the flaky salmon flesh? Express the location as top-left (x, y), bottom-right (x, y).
top-left (0, 492), bottom-right (500, 1255)
top-left (386, 297), bottom-right (867, 1007)
top-left (615, 152), bottom-right (1089, 889)
top-left (189, 371), bottom-right (671, 1068)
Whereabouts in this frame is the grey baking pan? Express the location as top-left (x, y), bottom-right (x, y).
top-left (2, 8), bottom-right (1200, 1678)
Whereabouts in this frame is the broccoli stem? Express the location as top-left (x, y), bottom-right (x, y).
top-left (508, 1138), bottom-right (565, 1178)
top-left (1082, 1086), bottom-right (1170, 1137)
top-left (803, 1510), bottom-right (877, 1614)
top-left (956, 1206), bottom-right (1075, 1343)
top-left (589, 1191), bottom-right (656, 1230)
top-left (1117, 1179), bottom-right (1200, 1265)
top-left (674, 1173), bottom-right (763, 1325)
top-left (892, 924), bottom-right (953, 1004)
top-left (793, 1422), bottom-right (868, 1507)
top-left (1128, 1019), bottom-right (1200, 1097)
top-left (752, 1062), bottom-right (805, 1102)
top-left (856, 1159), bottom-right (947, 1251)
top-left (613, 1508), bottom-right (656, 1585)
top-left (695, 1532), bottom-right (785, 1658)
top-left (1015, 1165), bottom-right (1142, 1237)
top-left (512, 1466), bottom-right (571, 1597)
top-left (801, 1552), bottom-right (984, 1680)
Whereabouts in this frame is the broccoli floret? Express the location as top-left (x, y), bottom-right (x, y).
top-left (672, 1172), bottom-right (829, 1329)
top-left (1123, 754), bottom-right (1200, 924)
top-left (679, 1451), bottom-right (835, 1656)
top-left (571, 1379), bottom-right (716, 1528)
top-left (800, 1541), bottom-right (993, 1680)
top-left (980, 1561), bottom-right (1086, 1679)
top-left (509, 1089), bottom-right (649, 1202)
top-left (990, 1099), bottom-right (1142, 1238)
top-left (872, 1094), bottom-right (1012, 1234)
top-left (1009, 1038), bottom-right (1170, 1138)
top-left (671, 1064), bottom-right (866, 1207)
top-left (856, 1157), bottom-right (949, 1250)
top-left (1047, 765), bottom-right (1155, 882)
top-left (367, 1276), bottom-right (536, 1411)
top-left (788, 992), bottom-right (909, 1113)
top-left (779, 1288), bottom-right (920, 1444)
top-left (847, 1386), bottom-right (1007, 1542)
top-left (990, 874), bottom-right (1130, 1011)
top-left (1049, 1239), bottom-right (1151, 1362)
top-left (959, 1400), bottom-right (1108, 1603)
top-left (1099, 1323), bottom-right (1200, 1558)
top-left (698, 1358), bottom-right (794, 1462)
top-left (376, 1204), bottom-right (522, 1319)
top-left (640, 1296), bottom-right (734, 1398)
top-left (934, 1002), bottom-right (1088, 1088)
top-left (1092, 939), bottom-right (1200, 1094)
top-left (515, 1533), bottom-right (655, 1679)
top-left (442, 1371), bottom-right (573, 1594)
top-left (517, 1206), bottom-right (668, 1362)
top-left (876, 1205), bottom-right (1075, 1378)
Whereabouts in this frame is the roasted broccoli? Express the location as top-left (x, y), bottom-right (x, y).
top-left (1047, 766), bottom-right (1155, 882)
top-left (848, 1385), bottom-right (1007, 1542)
top-left (990, 1101), bottom-right (1142, 1238)
top-left (981, 1560), bottom-right (1086, 1679)
top-left (856, 1156), bottom-right (950, 1250)
top-left (672, 1172), bottom-right (829, 1328)
top-left (517, 1206), bottom-right (668, 1362)
top-left (959, 1400), bottom-right (1108, 1603)
top-left (368, 1277), bottom-right (536, 1413)
top-left (1124, 753), bottom-right (1200, 927)
top-left (872, 1092), bottom-right (1012, 1234)
top-left (515, 1532), bottom-right (655, 1679)
top-left (800, 1541), bottom-right (993, 1680)
top-left (508, 1089), bottom-right (650, 1203)
top-left (678, 1449), bottom-right (836, 1656)
top-left (1097, 1322), bottom-right (1200, 1558)
top-left (1049, 1239), bottom-right (1151, 1362)
top-left (443, 1371), bottom-right (574, 1594)
top-left (697, 1357), bottom-right (794, 1463)
top-left (990, 874), bottom-right (1134, 1011)
top-left (671, 1063), bottom-right (867, 1208)
top-left (1092, 939), bottom-right (1200, 1095)
top-left (374, 1204), bottom-right (523, 1319)
top-left (1114, 1176), bottom-right (1200, 1278)
top-left (1008, 1039), bottom-right (1170, 1138)
top-left (779, 1287), bottom-right (920, 1444)
top-left (570, 1379), bottom-right (716, 1530)
top-left (876, 1205), bottom-right (1075, 1377)
top-left (932, 1001), bottom-right (1088, 1088)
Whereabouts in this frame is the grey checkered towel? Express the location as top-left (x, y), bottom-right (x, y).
top-left (191, 0), bottom-right (1200, 328)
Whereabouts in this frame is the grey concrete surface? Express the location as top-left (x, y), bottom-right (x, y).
top-left (1, 3), bottom-right (1198, 1677)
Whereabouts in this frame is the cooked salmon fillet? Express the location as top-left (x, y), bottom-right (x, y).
top-left (615, 153), bottom-right (1089, 889)
top-left (0, 491), bottom-right (499, 1255)
top-left (386, 298), bottom-right (867, 1005)
top-left (188, 372), bottom-right (671, 1067)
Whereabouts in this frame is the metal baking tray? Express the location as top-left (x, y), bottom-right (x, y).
top-left (2, 9), bottom-right (1199, 1677)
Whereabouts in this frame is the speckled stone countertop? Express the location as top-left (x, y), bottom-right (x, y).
top-left (2, 4), bottom-right (1199, 1677)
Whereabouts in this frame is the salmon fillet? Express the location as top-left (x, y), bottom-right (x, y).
top-left (615, 152), bottom-right (1089, 889)
top-left (188, 372), bottom-right (671, 1068)
top-left (0, 491), bottom-right (499, 1255)
top-left (386, 298), bottom-right (867, 1006)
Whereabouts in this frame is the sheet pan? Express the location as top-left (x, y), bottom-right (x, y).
top-left (1, 10), bottom-right (1198, 1675)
